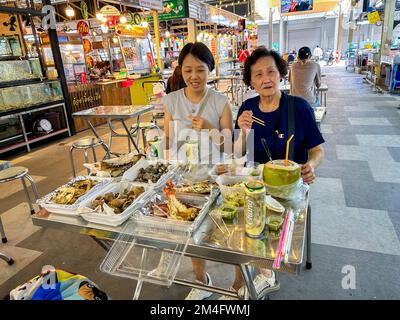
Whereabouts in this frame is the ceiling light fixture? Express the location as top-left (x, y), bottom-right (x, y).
top-left (65, 3), bottom-right (75, 18)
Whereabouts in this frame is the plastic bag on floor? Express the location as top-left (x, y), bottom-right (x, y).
top-left (10, 265), bottom-right (108, 300)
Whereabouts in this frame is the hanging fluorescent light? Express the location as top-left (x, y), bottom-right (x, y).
top-left (165, 30), bottom-right (171, 38)
top-left (65, 4), bottom-right (75, 18)
top-left (142, 21), bottom-right (149, 28)
top-left (96, 12), bottom-right (103, 20)
top-left (120, 15), bottom-right (127, 24)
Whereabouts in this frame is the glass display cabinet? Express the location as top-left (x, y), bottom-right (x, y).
top-left (0, 35), bottom-right (23, 59)
top-left (0, 59), bottom-right (43, 83)
top-left (0, 80), bottom-right (63, 112)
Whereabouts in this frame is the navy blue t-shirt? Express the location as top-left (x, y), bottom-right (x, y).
top-left (234, 93), bottom-right (325, 164)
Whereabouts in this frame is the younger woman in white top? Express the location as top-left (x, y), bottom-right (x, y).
top-left (163, 42), bottom-right (232, 300)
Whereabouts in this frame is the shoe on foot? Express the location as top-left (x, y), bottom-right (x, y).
top-left (237, 271), bottom-right (280, 299)
top-left (185, 273), bottom-right (213, 300)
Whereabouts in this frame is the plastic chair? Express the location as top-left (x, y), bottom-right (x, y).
top-left (391, 64), bottom-right (400, 94)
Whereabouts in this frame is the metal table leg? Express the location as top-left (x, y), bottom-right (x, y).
top-left (0, 216), bottom-right (7, 243)
top-left (239, 264), bottom-right (258, 300)
top-left (306, 204), bottom-right (312, 269)
top-left (120, 119), bottom-right (140, 153)
top-left (86, 119), bottom-right (111, 158)
top-left (21, 176), bottom-right (35, 215)
top-left (69, 147), bottom-right (76, 178)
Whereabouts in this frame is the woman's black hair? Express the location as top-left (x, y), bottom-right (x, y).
top-left (242, 46), bottom-right (288, 87)
top-left (178, 42), bottom-right (215, 72)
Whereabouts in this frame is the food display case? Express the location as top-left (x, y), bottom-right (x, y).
top-left (41, 34), bottom-right (87, 83)
top-left (0, 35), bottom-right (23, 59)
top-left (0, 80), bottom-right (63, 113)
top-left (110, 36), bottom-right (152, 75)
top-left (0, 59), bottom-right (42, 83)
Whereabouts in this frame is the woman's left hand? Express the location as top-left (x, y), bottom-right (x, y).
top-left (188, 115), bottom-right (211, 131)
top-left (301, 162), bottom-right (315, 185)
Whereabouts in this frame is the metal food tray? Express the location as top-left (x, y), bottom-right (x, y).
top-left (36, 176), bottom-right (112, 216)
top-left (77, 181), bottom-right (154, 227)
top-left (132, 187), bottom-right (219, 233)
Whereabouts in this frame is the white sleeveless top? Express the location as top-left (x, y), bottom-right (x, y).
top-left (163, 88), bottom-right (229, 163)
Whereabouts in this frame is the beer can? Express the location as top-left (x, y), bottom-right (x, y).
top-left (186, 138), bottom-right (199, 164)
top-left (244, 180), bottom-right (266, 238)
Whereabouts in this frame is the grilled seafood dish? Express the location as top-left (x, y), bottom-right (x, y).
top-left (173, 181), bottom-right (213, 194)
top-left (134, 162), bottom-right (169, 183)
top-left (51, 179), bottom-right (99, 205)
top-left (94, 154), bottom-right (144, 177)
top-left (91, 186), bottom-right (145, 214)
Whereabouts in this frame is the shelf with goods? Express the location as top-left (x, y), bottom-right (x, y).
top-left (0, 101), bottom-right (71, 154)
top-left (379, 52), bottom-right (400, 93)
top-left (0, 7), bottom-right (72, 154)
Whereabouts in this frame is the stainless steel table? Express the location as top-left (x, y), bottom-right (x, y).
top-left (72, 105), bottom-right (154, 156)
top-left (32, 192), bottom-right (311, 300)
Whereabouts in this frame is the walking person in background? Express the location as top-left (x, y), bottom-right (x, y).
top-left (289, 46), bottom-right (321, 108)
top-left (313, 45), bottom-right (323, 61)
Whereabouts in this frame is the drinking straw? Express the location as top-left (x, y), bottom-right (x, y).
top-left (273, 209), bottom-right (291, 270)
top-left (283, 210), bottom-right (295, 264)
top-left (284, 134), bottom-right (295, 166)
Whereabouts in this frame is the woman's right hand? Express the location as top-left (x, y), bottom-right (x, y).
top-left (237, 110), bottom-right (253, 131)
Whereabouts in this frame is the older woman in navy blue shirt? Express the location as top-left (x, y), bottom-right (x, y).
top-left (234, 46), bottom-right (324, 185)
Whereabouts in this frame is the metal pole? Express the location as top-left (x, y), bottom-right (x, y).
top-left (152, 10), bottom-right (163, 72)
top-left (279, 17), bottom-right (285, 55)
top-left (43, 0), bottom-right (76, 135)
top-left (268, 8), bottom-right (273, 50)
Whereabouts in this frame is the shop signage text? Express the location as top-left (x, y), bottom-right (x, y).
top-left (149, 0), bottom-right (187, 21)
top-left (77, 21), bottom-right (89, 36)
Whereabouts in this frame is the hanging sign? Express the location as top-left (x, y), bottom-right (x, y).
top-left (148, 0), bottom-right (187, 22)
top-left (83, 38), bottom-right (92, 54)
top-left (139, 0), bottom-right (163, 11)
top-left (117, 25), bottom-right (148, 37)
top-left (100, 5), bottom-right (120, 17)
top-left (367, 11), bottom-right (380, 25)
top-left (77, 21), bottom-right (89, 36)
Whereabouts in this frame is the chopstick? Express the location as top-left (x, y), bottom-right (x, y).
top-left (252, 116), bottom-right (265, 126)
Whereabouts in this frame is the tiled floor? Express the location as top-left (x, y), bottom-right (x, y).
top-left (1, 65), bottom-right (400, 299)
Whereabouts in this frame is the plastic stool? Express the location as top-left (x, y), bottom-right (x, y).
top-left (69, 138), bottom-right (107, 177)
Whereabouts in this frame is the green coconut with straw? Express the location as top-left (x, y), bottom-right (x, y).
top-left (263, 134), bottom-right (301, 187)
